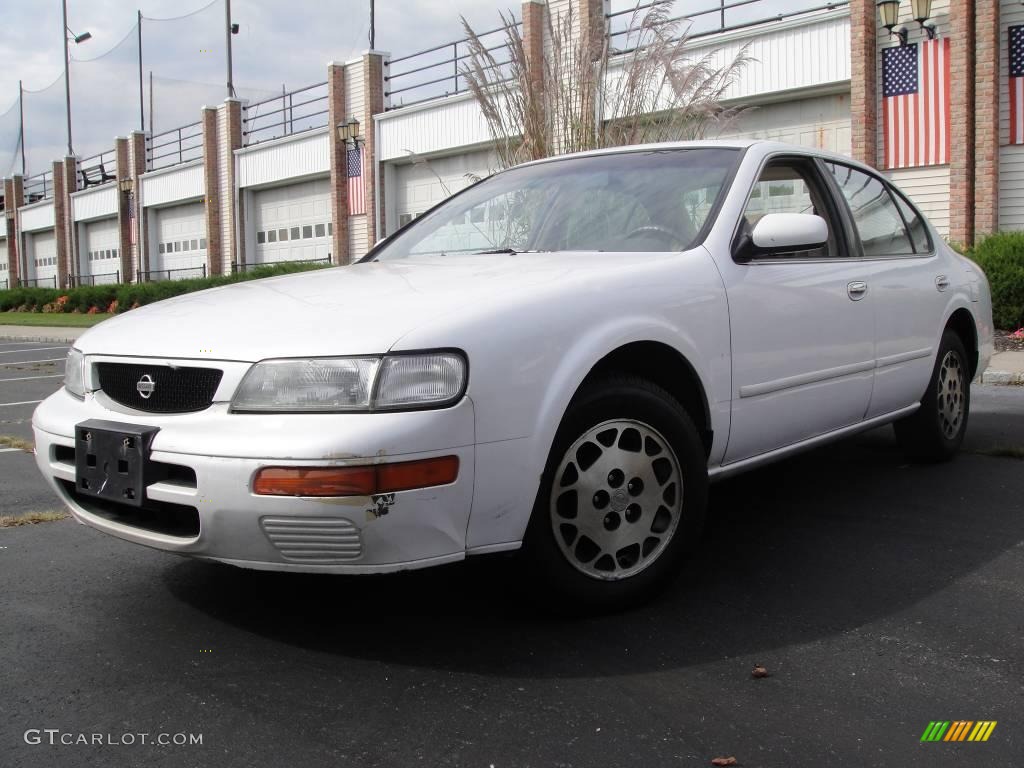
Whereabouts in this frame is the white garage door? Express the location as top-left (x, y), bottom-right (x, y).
top-left (154, 203), bottom-right (207, 277)
top-left (253, 179), bottom-right (331, 264)
top-left (30, 230), bottom-right (58, 286)
top-left (392, 151), bottom-right (494, 234)
top-left (83, 218), bottom-right (120, 281)
top-left (0, 236), bottom-right (8, 288)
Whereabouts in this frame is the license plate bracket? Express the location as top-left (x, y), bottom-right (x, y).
top-left (74, 420), bottom-right (160, 508)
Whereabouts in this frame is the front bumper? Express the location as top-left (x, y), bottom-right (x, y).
top-left (32, 388), bottom-right (476, 573)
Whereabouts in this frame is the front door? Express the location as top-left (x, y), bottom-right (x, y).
top-left (722, 156), bottom-right (876, 464)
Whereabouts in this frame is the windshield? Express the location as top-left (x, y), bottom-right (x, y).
top-left (372, 148), bottom-right (740, 261)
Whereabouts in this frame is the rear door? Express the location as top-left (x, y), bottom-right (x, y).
top-left (823, 162), bottom-right (949, 417)
top-left (722, 155), bottom-right (876, 464)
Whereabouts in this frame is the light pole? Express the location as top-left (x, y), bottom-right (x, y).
top-left (225, 0), bottom-right (240, 98)
top-left (62, 0), bottom-right (91, 156)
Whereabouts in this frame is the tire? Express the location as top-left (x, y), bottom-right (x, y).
top-left (523, 374), bottom-right (708, 612)
top-left (894, 329), bottom-right (971, 462)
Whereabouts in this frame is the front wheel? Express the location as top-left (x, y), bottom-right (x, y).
top-left (894, 329), bottom-right (970, 462)
top-left (523, 375), bottom-right (708, 612)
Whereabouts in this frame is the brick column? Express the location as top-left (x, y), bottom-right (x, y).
top-left (362, 52), bottom-right (387, 247)
top-left (200, 107), bottom-right (222, 277)
top-left (522, 1), bottom-right (546, 95)
top-left (948, 0), bottom-right (976, 246)
top-left (4, 176), bottom-right (24, 285)
top-left (52, 160), bottom-right (71, 288)
top-left (61, 157), bottom-right (77, 285)
top-left (974, 0), bottom-right (999, 239)
top-left (577, 0), bottom-right (608, 60)
top-left (115, 137), bottom-right (135, 283)
top-left (849, 0), bottom-right (877, 167)
top-left (129, 131), bottom-right (148, 278)
top-left (327, 62), bottom-right (350, 265)
top-left (217, 99), bottom-right (245, 274)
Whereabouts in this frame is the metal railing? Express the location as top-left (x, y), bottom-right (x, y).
top-left (68, 271), bottom-right (121, 287)
top-left (21, 276), bottom-right (57, 288)
top-left (243, 81), bottom-right (329, 147)
top-left (384, 19), bottom-right (520, 110)
top-left (231, 256), bottom-right (332, 272)
top-left (23, 171), bottom-right (53, 203)
top-left (136, 265), bottom-right (207, 282)
top-left (607, 0), bottom-right (850, 53)
top-left (79, 148), bottom-right (117, 189)
top-left (148, 120), bottom-right (204, 171)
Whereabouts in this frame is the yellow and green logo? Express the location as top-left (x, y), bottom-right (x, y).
top-left (921, 721), bottom-right (997, 742)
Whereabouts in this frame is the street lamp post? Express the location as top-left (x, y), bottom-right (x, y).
top-left (61, 0), bottom-right (91, 157)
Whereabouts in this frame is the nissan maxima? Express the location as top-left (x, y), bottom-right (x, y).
top-left (33, 141), bottom-right (993, 608)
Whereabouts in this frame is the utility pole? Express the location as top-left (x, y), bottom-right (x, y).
top-left (148, 71), bottom-right (153, 137)
top-left (62, 0), bottom-right (73, 156)
top-left (18, 80), bottom-right (26, 175)
top-left (137, 10), bottom-right (144, 131)
top-left (369, 0), bottom-right (375, 49)
top-left (225, 0), bottom-right (235, 98)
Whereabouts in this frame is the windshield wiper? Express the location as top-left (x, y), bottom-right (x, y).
top-left (472, 248), bottom-right (544, 255)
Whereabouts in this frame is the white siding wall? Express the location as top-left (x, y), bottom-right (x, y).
top-left (20, 201), bottom-right (55, 232)
top-left (378, 94), bottom-right (492, 162)
top-left (71, 184), bottom-right (117, 222)
top-left (141, 162), bottom-right (204, 208)
top-left (999, 0), bottom-right (1024, 231)
top-left (719, 93), bottom-right (852, 154)
top-left (237, 129), bottom-right (330, 188)
top-left (875, 0), bottom-right (951, 236)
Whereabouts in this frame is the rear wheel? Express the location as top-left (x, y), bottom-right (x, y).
top-left (894, 330), bottom-right (970, 461)
top-left (524, 375), bottom-right (708, 611)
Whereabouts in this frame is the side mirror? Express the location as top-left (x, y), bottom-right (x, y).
top-left (751, 213), bottom-right (827, 255)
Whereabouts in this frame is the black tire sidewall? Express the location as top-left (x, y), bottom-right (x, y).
top-left (897, 330), bottom-right (970, 460)
top-left (524, 376), bottom-right (708, 611)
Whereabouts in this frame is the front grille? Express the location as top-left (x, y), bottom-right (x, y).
top-left (96, 362), bottom-right (223, 413)
top-left (60, 480), bottom-right (200, 538)
top-left (260, 516), bottom-right (363, 563)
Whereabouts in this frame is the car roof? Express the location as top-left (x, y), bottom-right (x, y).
top-left (515, 139), bottom-right (871, 174)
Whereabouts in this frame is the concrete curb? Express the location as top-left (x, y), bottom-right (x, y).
top-left (0, 327), bottom-right (84, 344)
top-left (980, 370), bottom-right (1024, 386)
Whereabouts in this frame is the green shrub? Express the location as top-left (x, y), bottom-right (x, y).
top-left (0, 261), bottom-right (331, 316)
top-left (970, 232), bottom-right (1024, 330)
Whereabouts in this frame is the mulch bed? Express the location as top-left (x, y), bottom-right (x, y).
top-left (995, 330), bottom-right (1024, 353)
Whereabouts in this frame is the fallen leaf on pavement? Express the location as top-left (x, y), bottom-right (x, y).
top-left (711, 758), bottom-right (737, 766)
top-left (751, 664), bottom-right (769, 678)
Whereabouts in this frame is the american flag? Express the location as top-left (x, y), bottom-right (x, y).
top-left (882, 39), bottom-right (950, 169)
top-left (347, 146), bottom-right (365, 215)
top-left (1011, 25), bottom-right (1024, 145)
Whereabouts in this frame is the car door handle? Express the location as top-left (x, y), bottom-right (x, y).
top-left (935, 275), bottom-right (950, 292)
top-left (847, 281), bottom-right (868, 301)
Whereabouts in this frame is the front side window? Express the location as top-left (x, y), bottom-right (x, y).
top-left (825, 162), bottom-right (916, 257)
top-left (740, 159), bottom-right (840, 259)
top-left (372, 149), bottom-right (740, 261)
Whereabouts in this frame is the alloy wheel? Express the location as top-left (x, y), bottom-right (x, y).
top-left (549, 419), bottom-right (683, 581)
top-left (936, 350), bottom-right (965, 440)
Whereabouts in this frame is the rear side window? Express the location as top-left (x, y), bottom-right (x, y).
top-left (891, 191), bottom-right (931, 253)
top-left (824, 162), bottom-right (915, 257)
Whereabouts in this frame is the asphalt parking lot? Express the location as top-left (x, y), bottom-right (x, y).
top-left (1, 340), bottom-right (1022, 767)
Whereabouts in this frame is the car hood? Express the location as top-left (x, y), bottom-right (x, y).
top-left (75, 254), bottom-right (673, 361)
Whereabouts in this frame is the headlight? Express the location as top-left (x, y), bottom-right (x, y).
top-left (231, 352), bottom-right (466, 413)
top-left (64, 348), bottom-right (85, 399)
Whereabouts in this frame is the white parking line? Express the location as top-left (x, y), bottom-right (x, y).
top-left (0, 347), bottom-right (67, 356)
top-left (0, 374), bottom-right (64, 382)
top-left (0, 400), bottom-right (43, 407)
top-left (0, 447), bottom-right (29, 453)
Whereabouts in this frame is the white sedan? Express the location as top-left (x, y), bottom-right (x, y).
top-left (33, 141), bottom-right (993, 608)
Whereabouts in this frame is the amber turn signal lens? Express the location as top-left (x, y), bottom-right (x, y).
top-left (253, 456), bottom-right (459, 497)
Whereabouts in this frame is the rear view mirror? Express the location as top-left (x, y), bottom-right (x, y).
top-left (748, 213), bottom-right (828, 257)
